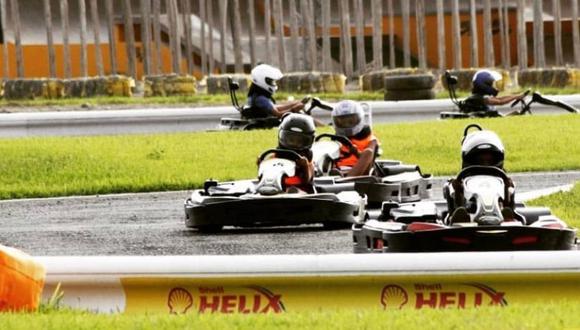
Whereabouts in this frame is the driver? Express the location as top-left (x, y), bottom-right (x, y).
top-left (463, 69), bottom-right (527, 115)
top-left (445, 126), bottom-right (516, 223)
top-left (245, 64), bottom-right (305, 119)
top-left (331, 100), bottom-right (380, 177)
top-left (261, 113), bottom-right (316, 193)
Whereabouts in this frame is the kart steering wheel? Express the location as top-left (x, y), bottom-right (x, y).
top-left (510, 89), bottom-right (530, 108)
top-left (315, 133), bottom-right (356, 150)
top-left (304, 97), bottom-right (333, 115)
top-left (456, 165), bottom-right (510, 187)
top-left (258, 149), bottom-right (302, 163)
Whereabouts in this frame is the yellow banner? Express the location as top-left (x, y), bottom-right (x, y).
top-left (122, 273), bottom-right (580, 313)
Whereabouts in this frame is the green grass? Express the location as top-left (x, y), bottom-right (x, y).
top-left (528, 183), bottom-right (580, 228)
top-left (0, 114), bottom-right (578, 200)
top-left (2, 302), bottom-right (580, 329)
top-left (0, 92), bottom-right (386, 110)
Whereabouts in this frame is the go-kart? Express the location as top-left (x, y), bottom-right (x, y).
top-left (353, 165), bottom-right (577, 252)
top-left (440, 71), bottom-right (579, 119)
top-left (184, 149), bottom-right (366, 232)
top-left (218, 77), bottom-right (333, 130)
top-left (311, 133), bottom-right (433, 207)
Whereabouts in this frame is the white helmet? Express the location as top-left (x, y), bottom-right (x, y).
top-left (331, 100), bottom-right (365, 137)
top-left (461, 126), bottom-right (505, 169)
top-left (251, 64), bottom-right (283, 95)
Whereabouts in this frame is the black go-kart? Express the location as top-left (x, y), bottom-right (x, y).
top-left (353, 165), bottom-right (577, 253)
top-left (440, 71), bottom-right (579, 119)
top-left (218, 77), bottom-right (333, 130)
top-left (184, 149), bottom-right (366, 232)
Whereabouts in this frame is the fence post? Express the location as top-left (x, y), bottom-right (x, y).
top-left (140, 0), bottom-right (152, 76)
top-left (497, 0), bottom-right (507, 69)
top-left (371, 0), bottom-right (382, 70)
top-left (401, 0), bottom-right (410, 67)
top-left (123, 0), bottom-right (137, 77)
top-left (0, 0), bottom-right (8, 77)
top-left (61, 0), bottom-right (71, 77)
top-left (354, 0), bottom-right (366, 74)
top-left (273, 0), bottom-right (286, 71)
top-left (90, 0), bottom-right (104, 76)
top-left (388, 0), bottom-right (395, 68)
top-left (469, 0), bottom-right (478, 68)
top-left (218, 0), bottom-right (228, 73)
top-left (502, 0), bottom-right (511, 68)
top-left (104, 0), bottom-right (117, 75)
top-left (436, 0), bottom-right (445, 70)
top-left (151, 0), bottom-right (162, 74)
top-left (303, 0), bottom-right (317, 71)
top-left (416, 0), bottom-right (426, 70)
top-left (79, 0), bottom-right (88, 77)
top-left (182, 0), bottom-right (194, 74)
top-left (167, 0), bottom-right (180, 74)
top-left (574, 0), bottom-right (580, 67)
top-left (533, 0), bottom-right (545, 68)
top-left (339, 0), bottom-right (353, 76)
top-left (263, 0), bottom-right (272, 65)
top-left (207, 1), bottom-right (214, 75)
top-left (10, 0), bottom-right (23, 77)
top-left (43, 0), bottom-right (57, 78)
top-left (289, 0), bottom-right (299, 70)
top-left (516, 0), bottom-right (527, 68)
top-left (248, 0), bottom-right (257, 68)
top-left (451, 0), bottom-right (462, 69)
top-left (197, 0), bottom-right (206, 75)
top-left (483, 0), bottom-right (495, 67)
top-left (321, 0), bottom-right (331, 71)
top-left (552, 0), bottom-right (563, 66)
top-left (230, 0), bottom-right (243, 73)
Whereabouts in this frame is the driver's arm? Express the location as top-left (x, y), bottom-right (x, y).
top-left (485, 93), bottom-right (526, 106)
top-left (272, 101), bottom-right (304, 117)
top-left (296, 156), bottom-right (314, 183)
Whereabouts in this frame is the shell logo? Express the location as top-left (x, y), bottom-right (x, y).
top-left (380, 284), bottom-right (409, 309)
top-left (167, 287), bottom-right (194, 314)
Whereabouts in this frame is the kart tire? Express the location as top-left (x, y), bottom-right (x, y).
top-left (195, 225), bottom-right (223, 233)
top-left (384, 88), bottom-right (436, 101)
top-left (384, 74), bottom-right (436, 91)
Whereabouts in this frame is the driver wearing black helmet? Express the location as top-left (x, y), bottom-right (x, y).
top-left (259, 113), bottom-right (316, 193)
top-left (464, 70), bottom-right (527, 115)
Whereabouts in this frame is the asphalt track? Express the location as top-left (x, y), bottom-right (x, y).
top-left (1, 171), bottom-right (577, 256)
top-left (0, 95), bottom-right (579, 137)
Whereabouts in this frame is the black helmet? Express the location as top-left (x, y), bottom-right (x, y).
top-left (461, 124), bottom-right (505, 169)
top-left (472, 69), bottom-right (502, 97)
top-left (278, 113), bottom-right (315, 151)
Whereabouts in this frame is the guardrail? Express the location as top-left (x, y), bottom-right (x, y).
top-left (39, 252), bottom-right (580, 313)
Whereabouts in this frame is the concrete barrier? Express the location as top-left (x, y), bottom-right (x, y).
top-left (144, 74), bottom-right (197, 97)
top-left (40, 252), bottom-right (580, 313)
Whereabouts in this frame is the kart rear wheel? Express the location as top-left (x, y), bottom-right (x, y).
top-left (195, 225), bottom-right (224, 233)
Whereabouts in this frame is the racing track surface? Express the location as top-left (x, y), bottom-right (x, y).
top-left (0, 171), bottom-right (578, 256)
top-left (1, 95), bottom-right (579, 137)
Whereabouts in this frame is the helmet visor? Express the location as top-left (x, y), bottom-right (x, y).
top-left (465, 147), bottom-right (503, 167)
top-left (279, 130), bottom-right (314, 150)
top-left (333, 114), bottom-right (361, 129)
top-left (265, 77), bottom-right (278, 88)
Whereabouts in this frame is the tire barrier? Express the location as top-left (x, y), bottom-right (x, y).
top-left (40, 252), bottom-right (580, 313)
top-left (144, 74), bottom-right (197, 97)
top-left (441, 69), bottom-right (511, 92)
top-left (518, 68), bottom-right (580, 88)
top-left (2, 76), bottom-right (134, 100)
top-left (206, 74), bottom-right (252, 94)
top-left (277, 72), bottom-right (346, 94)
top-left (1, 245), bottom-right (45, 311)
top-left (360, 68), bottom-right (430, 92)
top-left (384, 74), bottom-right (437, 101)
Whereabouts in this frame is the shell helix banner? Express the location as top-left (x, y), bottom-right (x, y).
top-left (121, 273), bottom-right (580, 313)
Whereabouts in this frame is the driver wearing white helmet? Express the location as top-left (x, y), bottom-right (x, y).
top-left (331, 100), bottom-right (380, 177)
top-left (245, 64), bottom-right (305, 119)
top-left (464, 69), bottom-right (527, 115)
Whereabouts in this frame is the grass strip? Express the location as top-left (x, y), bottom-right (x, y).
top-left (2, 302), bottom-right (580, 329)
top-left (0, 114), bottom-right (577, 200)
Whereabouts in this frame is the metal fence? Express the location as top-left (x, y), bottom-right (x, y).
top-left (0, 0), bottom-right (579, 80)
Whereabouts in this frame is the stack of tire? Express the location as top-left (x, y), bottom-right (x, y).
top-left (384, 73), bottom-right (437, 101)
